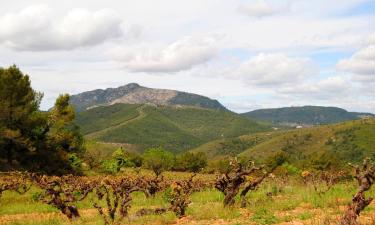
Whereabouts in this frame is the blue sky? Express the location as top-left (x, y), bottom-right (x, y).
top-left (0, 0), bottom-right (374, 112)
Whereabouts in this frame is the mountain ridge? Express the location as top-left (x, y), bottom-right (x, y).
top-left (242, 106), bottom-right (374, 126)
top-left (69, 83), bottom-right (228, 111)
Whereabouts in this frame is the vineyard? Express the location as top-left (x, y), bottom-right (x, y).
top-left (2, 159), bottom-right (375, 225)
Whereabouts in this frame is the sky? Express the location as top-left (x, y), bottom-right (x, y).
top-left (0, 0), bottom-right (375, 113)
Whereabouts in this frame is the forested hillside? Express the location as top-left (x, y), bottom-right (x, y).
top-left (75, 103), bottom-right (269, 152)
top-left (192, 118), bottom-right (375, 169)
top-left (242, 106), bottom-right (372, 125)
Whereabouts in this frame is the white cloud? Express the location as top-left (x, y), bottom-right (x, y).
top-left (337, 45), bottom-right (375, 82)
top-left (237, 0), bottom-right (276, 18)
top-left (113, 36), bottom-right (218, 73)
top-left (0, 5), bottom-right (51, 38)
top-left (0, 5), bottom-right (124, 51)
top-left (278, 76), bottom-right (350, 99)
top-left (365, 33), bottom-right (375, 45)
top-left (235, 53), bottom-right (316, 86)
top-left (1, 0), bottom-right (375, 113)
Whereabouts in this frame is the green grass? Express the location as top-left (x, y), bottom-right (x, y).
top-left (251, 208), bottom-right (280, 225)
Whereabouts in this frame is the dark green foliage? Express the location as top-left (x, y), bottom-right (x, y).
top-left (142, 147), bottom-right (174, 175)
top-left (0, 66), bottom-right (85, 174)
top-left (243, 106), bottom-right (361, 125)
top-left (0, 65), bottom-right (43, 165)
top-left (174, 152), bottom-right (207, 172)
top-left (68, 153), bottom-right (83, 171)
top-left (48, 94), bottom-right (85, 154)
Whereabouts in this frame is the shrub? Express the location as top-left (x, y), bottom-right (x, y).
top-left (143, 147), bottom-right (174, 175)
top-left (174, 152), bottom-right (207, 172)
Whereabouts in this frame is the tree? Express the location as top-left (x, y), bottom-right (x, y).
top-left (101, 148), bottom-right (142, 174)
top-left (39, 94), bottom-right (85, 174)
top-left (143, 147), bottom-right (174, 176)
top-left (0, 65), bottom-right (44, 165)
top-left (340, 158), bottom-right (375, 225)
top-left (215, 158), bottom-right (263, 206)
top-left (0, 65), bottom-right (85, 174)
top-left (47, 94), bottom-right (84, 154)
top-left (175, 152), bottom-right (207, 172)
top-left (239, 153), bottom-right (286, 208)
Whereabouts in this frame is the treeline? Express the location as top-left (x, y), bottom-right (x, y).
top-left (98, 147), bottom-right (208, 174)
top-left (0, 65), bottom-right (84, 174)
top-left (94, 146), bottom-right (296, 175)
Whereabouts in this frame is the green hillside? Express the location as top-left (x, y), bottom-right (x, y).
top-left (242, 106), bottom-right (368, 125)
top-left (239, 119), bottom-right (375, 167)
top-left (75, 104), bottom-right (269, 152)
top-left (190, 132), bottom-right (282, 159)
top-left (75, 103), bottom-right (142, 134)
top-left (190, 118), bottom-right (375, 168)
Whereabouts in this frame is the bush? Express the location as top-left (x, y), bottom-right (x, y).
top-left (68, 153), bottom-right (82, 172)
top-left (281, 162), bottom-right (301, 176)
top-left (174, 152), bottom-right (207, 172)
top-left (142, 147), bottom-right (174, 175)
top-left (101, 159), bottom-right (120, 174)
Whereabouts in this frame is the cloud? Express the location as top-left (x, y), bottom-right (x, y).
top-left (237, 0), bottom-right (293, 18)
top-left (0, 5), bottom-right (123, 51)
top-left (337, 44), bottom-right (375, 82)
top-left (235, 53), bottom-right (317, 86)
top-left (365, 33), bottom-right (375, 45)
top-left (238, 0), bottom-right (274, 18)
top-left (113, 36), bottom-right (218, 73)
top-left (278, 76), bottom-right (350, 99)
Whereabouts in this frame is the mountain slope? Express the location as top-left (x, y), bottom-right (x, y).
top-left (190, 118), bottom-right (375, 168)
top-left (70, 83), bottom-right (227, 111)
top-left (189, 132), bottom-right (281, 159)
top-left (238, 119), bottom-right (375, 167)
top-left (75, 104), bottom-right (269, 152)
top-left (242, 106), bottom-right (372, 125)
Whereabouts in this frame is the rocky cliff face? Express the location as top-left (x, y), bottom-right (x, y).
top-left (70, 83), bottom-right (228, 111)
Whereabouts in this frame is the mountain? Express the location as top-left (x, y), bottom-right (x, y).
top-left (242, 106), bottom-right (374, 126)
top-left (75, 103), bottom-right (269, 153)
top-left (191, 118), bottom-right (375, 168)
top-left (69, 83), bottom-right (227, 111)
